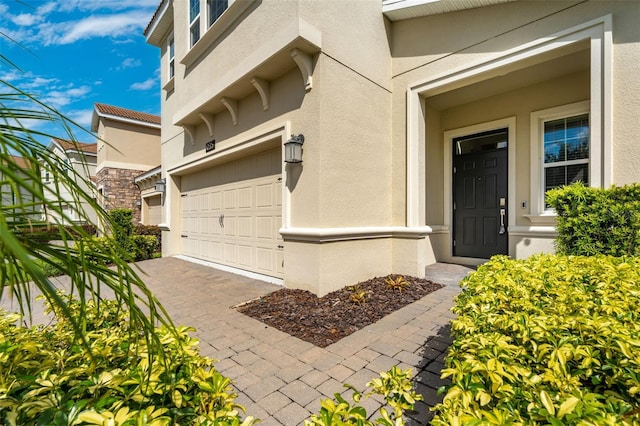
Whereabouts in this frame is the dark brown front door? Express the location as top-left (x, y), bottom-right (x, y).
top-left (453, 129), bottom-right (508, 259)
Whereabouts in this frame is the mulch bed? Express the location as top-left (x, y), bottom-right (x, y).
top-left (236, 275), bottom-right (443, 347)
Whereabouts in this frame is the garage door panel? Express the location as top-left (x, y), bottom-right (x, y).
top-left (256, 216), bottom-right (274, 240)
top-left (224, 189), bottom-right (237, 209)
top-left (238, 187), bottom-right (252, 209)
top-left (238, 246), bottom-right (252, 267)
top-left (180, 147), bottom-right (282, 278)
top-left (238, 216), bottom-right (252, 237)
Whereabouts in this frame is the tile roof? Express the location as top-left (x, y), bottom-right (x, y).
top-left (8, 155), bottom-right (30, 169)
top-left (52, 138), bottom-right (98, 154)
top-left (94, 103), bottom-right (161, 126)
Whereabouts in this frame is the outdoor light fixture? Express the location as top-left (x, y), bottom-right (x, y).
top-left (284, 134), bottom-right (305, 163)
top-left (155, 178), bottom-right (166, 193)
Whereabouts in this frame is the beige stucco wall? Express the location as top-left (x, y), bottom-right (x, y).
top-left (45, 145), bottom-right (98, 224)
top-left (156, 0), bottom-right (394, 294)
top-left (151, 0), bottom-right (639, 294)
top-left (96, 119), bottom-right (160, 171)
top-left (390, 0), bottom-right (640, 264)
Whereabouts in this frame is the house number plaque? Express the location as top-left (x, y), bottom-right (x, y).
top-left (205, 140), bottom-right (215, 153)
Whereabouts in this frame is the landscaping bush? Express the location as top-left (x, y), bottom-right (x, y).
top-left (135, 224), bottom-right (162, 252)
top-left (431, 254), bottom-right (640, 425)
top-left (0, 296), bottom-right (422, 426)
top-left (0, 295), bottom-right (257, 426)
top-left (109, 208), bottom-right (135, 253)
top-left (546, 182), bottom-right (640, 256)
top-left (132, 234), bottom-right (159, 261)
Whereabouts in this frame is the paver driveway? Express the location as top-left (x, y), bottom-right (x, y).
top-left (1, 257), bottom-right (470, 425)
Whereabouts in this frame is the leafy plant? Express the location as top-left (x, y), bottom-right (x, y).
top-left (306, 366), bottom-right (422, 426)
top-left (546, 182), bottom-right (640, 256)
top-left (0, 295), bottom-right (257, 426)
top-left (0, 47), bottom-right (171, 356)
top-left (431, 254), bottom-right (640, 425)
top-left (385, 275), bottom-right (410, 291)
top-left (349, 285), bottom-right (367, 304)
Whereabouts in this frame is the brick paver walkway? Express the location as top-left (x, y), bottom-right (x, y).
top-left (1, 257), bottom-right (471, 425)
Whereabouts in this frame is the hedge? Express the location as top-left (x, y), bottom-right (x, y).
top-left (0, 296), bottom-right (422, 425)
top-left (431, 254), bottom-right (640, 425)
top-left (546, 182), bottom-right (640, 256)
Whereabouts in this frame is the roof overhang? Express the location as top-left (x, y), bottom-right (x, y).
top-left (145, 0), bottom-right (173, 47)
top-left (91, 107), bottom-right (162, 132)
top-left (382, 0), bottom-right (517, 21)
top-left (134, 165), bottom-right (162, 183)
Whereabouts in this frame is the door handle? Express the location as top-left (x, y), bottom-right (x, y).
top-left (499, 208), bottom-right (506, 235)
top-left (219, 213), bottom-right (224, 228)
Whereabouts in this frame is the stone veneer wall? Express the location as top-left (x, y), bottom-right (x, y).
top-left (96, 167), bottom-right (143, 223)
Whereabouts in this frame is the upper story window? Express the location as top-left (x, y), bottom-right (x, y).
top-left (543, 113), bottom-right (589, 198)
top-left (189, 0), bottom-right (200, 47)
top-left (168, 37), bottom-right (175, 79)
top-left (208, 0), bottom-right (228, 27)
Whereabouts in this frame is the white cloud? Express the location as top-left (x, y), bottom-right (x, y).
top-left (12, 13), bottom-right (43, 26)
top-left (67, 109), bottom-right (95, 127)
top-left (130, 78), bottom-right (156, 91)
top-left (43, 85), bottom-right (91, 108)
top-left (36, 2), bottom-right (57, 15)
top-left (37, 11), bottom-right (152, 45)
top-left (120, 57), bottom-right (142, 69)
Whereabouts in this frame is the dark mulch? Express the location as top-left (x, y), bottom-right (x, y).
top-left (236, 275), bottom-right (443, 347)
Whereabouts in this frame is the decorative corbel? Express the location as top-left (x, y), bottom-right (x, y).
top-left (291, 48), bottom-right (313, 91)
top-left (250, 77), bottom-right (270, 111)
top-left (183, 124), bottom-right (196, 145)
top-left (199, 113), bottom-right (215, 137)
top-left (221, 97), bottom-right (238, 126)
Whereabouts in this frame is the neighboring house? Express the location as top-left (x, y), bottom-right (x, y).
top-left (134, 165), bottom-right (163, 226)
top-left (91, 103), bottom-right (161, 223)
top-left (144, 0), bottom-right (639, 295)
top-left (1, 155), bottom-right (43, 223)
top-left (44, 138), bottom-right (98, 224)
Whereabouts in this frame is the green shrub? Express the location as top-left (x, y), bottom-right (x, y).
top-left (431, 254), bottom-right (640, 425)
top-left (109, 208), bottom-right (135, 253)
top-left (131, 235), bottom-right (159, 261)
top-left (134, 224), bottom-right (162, 252)
top-left (546, 182), bottom-right (640, 256)
top-left (306, 366), bottom-right (422, 426)
top-left (0, 295), bottom-right (257, 426)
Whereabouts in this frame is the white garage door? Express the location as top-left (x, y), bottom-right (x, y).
top-left (180, 148), bottom-right (283, 278)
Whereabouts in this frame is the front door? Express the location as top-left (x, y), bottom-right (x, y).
top-left (453, 128), bottom-right (508, 258)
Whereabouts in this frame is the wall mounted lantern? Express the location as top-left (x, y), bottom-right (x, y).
top-left (155, 178), bottom-right (166, 193)
top-left (284, 134), bottom-right (305, 163)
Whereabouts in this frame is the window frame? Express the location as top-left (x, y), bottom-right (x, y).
top-left (168, 37), bottom-right (175, 80)
top-left (207, 0), bottom-right (228, 28)
top-left (530, 101), bottom-right (591, 217)
top-left (189, 0), bottom-right (201, 47)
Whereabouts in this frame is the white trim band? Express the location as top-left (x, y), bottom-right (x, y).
top-left (279, 226), bottom-right (433, 243)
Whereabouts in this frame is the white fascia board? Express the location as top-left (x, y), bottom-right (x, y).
top-left (97, 112), bottom-right (161, 130)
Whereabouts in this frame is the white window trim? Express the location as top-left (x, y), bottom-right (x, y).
top-left (189, 0), bottom-right (201, 48)
top-left (181, 0), bottom-right (255, 67)
top-left (168, 36), bottom-right (175, 79)
top-left (529, 101), bottom-right (590, 220)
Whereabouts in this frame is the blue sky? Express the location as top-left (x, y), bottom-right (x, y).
top-left (0, 0), bottom-right (161, 143)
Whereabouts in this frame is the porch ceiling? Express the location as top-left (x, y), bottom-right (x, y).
top-left (426, 42), bottom-right (590, 110)
top-left (382, 0), bottom-right (517, 21)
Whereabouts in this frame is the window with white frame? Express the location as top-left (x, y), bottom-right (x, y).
top-left (189, 0), bottom-right (200, 47)
top-left (168, 37), bottom-right (175, 79)
top-left (530, 101), bottom-right (591, 215)
top-left (208, 0), bottom-right (228, 27)
top-left (543, 114), bottom-right (589, 196)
